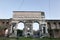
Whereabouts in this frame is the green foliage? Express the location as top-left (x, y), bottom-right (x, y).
top-left (0, 37), bottom-right (60, 40)
top-left (0, 26), bottom-right (7, 30)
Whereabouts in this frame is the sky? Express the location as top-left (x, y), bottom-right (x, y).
top-left (0, 0), bottom-right (60, 19)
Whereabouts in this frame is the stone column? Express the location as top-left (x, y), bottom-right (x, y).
top-left (23, 22), bottom-right (33, 37)
top-left (39, 23), bottom-right (42, 37)
top-left (57, 23), bottom-right (59, 29)
top-left (44, 23), bottom-right (49, 37)
top-left (23, 23), bottom-right (27, 37)
top-left (10, 24), bottom-right (13, 33)
top-left (45, 25), bottom-right (48, 34)
top-left (51, 23), bottom-right (56, 29)
top-left (39, 22), bottom-right (48, 37)
top-left (30, 23), bottom-right (33, 36)
top-left (40, 24), bottom-right (44, 36)
top-left (14, 23), bottom-right (18, 37)
top-left (9, 24), bottom-right (15, 37)
top-left (7, 25), bottom-right (10, 37)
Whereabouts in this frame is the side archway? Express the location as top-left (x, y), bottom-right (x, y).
top-left (33, 22), bottom-right (39, 31)
top-left (32, 22), bottom-right (40, 37)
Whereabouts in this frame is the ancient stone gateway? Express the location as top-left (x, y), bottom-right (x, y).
top-left (10, 11), bottom-right (48, 37)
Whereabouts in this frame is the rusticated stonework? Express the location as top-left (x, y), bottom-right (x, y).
top-left (0, 11), bottom-right (60, 38)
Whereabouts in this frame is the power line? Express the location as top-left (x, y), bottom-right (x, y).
top-left (48, 0), bottom-right (51, 18)
top-left (19, 0), bottom-right (24, 9)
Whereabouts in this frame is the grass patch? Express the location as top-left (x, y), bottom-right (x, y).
top-left (0, 37), bottom-right (60, 40)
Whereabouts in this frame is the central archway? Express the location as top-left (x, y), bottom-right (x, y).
top-left (17, 22), bottom-right (24, 36)
top-left (17, 22), bottom-right (24, 30)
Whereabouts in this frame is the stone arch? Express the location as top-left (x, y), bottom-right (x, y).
top-left (32, 21), bottom-right (40, 37)
top-left (17, 21), bottom-right (24, 30)
top-left (4, 28), bottom-right (8, 37)
top-left (11, 23), bottom-right (17, 33)
top-left (17, 21), bottom-right (24, 37)
top-left (23, 20), bottom-right (33, 37)
top-left (9, 11), bottom-right (49, 37)
top-left (18, 21), bottom-right (24, 23)
top-left (32, 21), bottom-right (40, 31)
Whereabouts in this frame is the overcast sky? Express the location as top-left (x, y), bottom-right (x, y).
top-left (0, 0), bottom-right (60, 19)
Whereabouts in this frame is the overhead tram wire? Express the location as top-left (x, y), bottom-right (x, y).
top-left (49, 0), bottom-right (50, 18)
top-left (18, 0), bottom-right (24, 10)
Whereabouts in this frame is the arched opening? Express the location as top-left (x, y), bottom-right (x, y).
top-left (33, 22), bottom-right (39, 31)
top-left (17, 22), bottom-right (24, 37)
top-left (33, 22), bottom-right (40, 37)
top-left (4, 28), bottom-right (8, 37)
top-left (17, 22), bottom-right (24, 30)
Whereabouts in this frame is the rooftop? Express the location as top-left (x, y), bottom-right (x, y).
top-left (13, 11), bottom-right (44, 13)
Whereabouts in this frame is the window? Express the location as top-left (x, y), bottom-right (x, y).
top-left (53, 22), bottom-right (57, 28)
top-left (41, 12), bottom-right (45, 16)
top-left (59, 22), bottom-right (60, 27)
top-left (6, 22), bottom-right (9, 24)
top-left (2, 22), bottom-right (5, 24)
